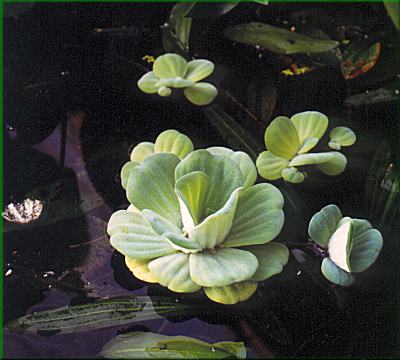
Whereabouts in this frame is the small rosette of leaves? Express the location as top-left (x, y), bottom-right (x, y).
top-left (308, 204), bottom-right (383, 286)
top-left (256, 111), bottom-right (356, 183)
top-left (137, 53), bottom-right (218, 105)
top-left (108, 130), bottom-right (288, 305)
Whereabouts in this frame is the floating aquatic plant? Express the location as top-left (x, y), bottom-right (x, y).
top-left (101, 331), bottom-right (246, 359)
top-left (308, 204), bottom-right (383, 286)
top-left (137, 53), bottom-right (218, 105)
top-left (108, 130), bottom-right (288, 304)
top-left (256, 111), bottom-right (356, 183)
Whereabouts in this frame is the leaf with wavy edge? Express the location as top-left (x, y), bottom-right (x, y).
top-left (154, 129), bottom-right (194, 160)
top-left (298, 137), bottom-right (319, 154)
top-left (153, 53), bottom-right (188, 79)
top-left (175, 171), bottom-right (211, 226)
top-left (244, 242), bottom-right (289, 281)
top-left (207, 147), bottom-right (257, 188)
top-left (127, 153), bottom-right (181, 227)
top-left (256, 151), bottom-right (289, 180)
top-left (125, 257), bottom-right (158, 283)
top-left (329, 126), bottom-right (356, 150)
top-left (321, 257), bottom-right (355, 286)
top-left (149, 253), bottom-right (201, 293)
top-left (203, 281), bottom-right (258, 305)
top-left (308, 204), bottom-right (343, 247)
top-left (101, 331), bottom-right (246, 359)
top-left (184, 82), bottom-right (218, 105)
top-left (130, 142), bottom-right (155, 163)
top-left (108, 210), bottom-right (175, 260)
top-left (189, 248), bottom-right (258, 287)
top-left (265, 116), bottom-right (300, 160)
top-left (185, 59), bottom-right (215, 82)
top-left (175, 150), bottom-right (243, 216)
top-left (290, 111), bottom-right (328, 145)
top-left (224, 184), bottom-right (284, 248)
top-left (190, 187), bottom-right (241, 249)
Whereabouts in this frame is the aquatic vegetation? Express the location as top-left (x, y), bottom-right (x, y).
top-left (256, 111), bottom-right (356, 183)
top-left (308, 204), bottom-right (383, 286)
top-left (101, 331), bottom-right (246, 359)
top-left (223, 22), bottom-right (339, 55)
top-left (137, 53), bottom-right (218, 105)
top-left (108, 129), bottom-right (288, 304)
top-left (7, 297), bottom-right (196, 335)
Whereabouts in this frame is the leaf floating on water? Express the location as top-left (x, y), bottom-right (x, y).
top-left (223, 22), bottom-right (338, 55)
top-left (100, 331), bottom-right (246, 359)
top-left (384, 1), bottom-right (399, 30)
top-left (344, 86), bottom-right (399, 107)
top-left (340, 42), bottom-right (381, 80)
top-left (6, 297), bottom-right (199, 335)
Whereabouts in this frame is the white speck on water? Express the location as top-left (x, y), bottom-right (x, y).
top-left (5, 269), bottom-right (12, 276)
top-left (297, 270), bottom-right (301, 275)
top-left (211, 348), bottom-right (216, 352)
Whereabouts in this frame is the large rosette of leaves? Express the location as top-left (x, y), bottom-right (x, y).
top-left (108, 130), bottom-right (288, 304)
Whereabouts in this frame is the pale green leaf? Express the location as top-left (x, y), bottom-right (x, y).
top-left (321, 257), bottom-right (355, 286)
top-left (101, 331), bottom-right (246, 359)
top-left (154, 129), bottom-right (194, 160)
top-left (256, 151), bottom-right (289, 180)
top-left (125, 257), bottom-right (158, 283)
top-left (190, 187), bottom-right (241, 249)
top-left (121, 161), bottom-right (138, 190)
top-left (328, 219), bottom-right (354, 272)
top-left (175, 150), bottom-right (243, 215)
top-left (153, 53), bottom-right (188, 79)
top-left (223, 22), bottom-right (338, 55)
top-left (149, 253), bottom-right (201, 293)
top-left (175, 171), bottom-right (211, 226)
top-left (298, 137), bottom-right (320, 154)
top-left (329, 126), bottom-right (356, 150)
top-left (203, 281), bottom-right (258, 305)
top-left (185, 59), bottom-right (215, 82)
top-left (108, 210), bottom-right (175, 259)
top-left (290, 111), bottom-right (328, 145)
top-left (265, 116), bottom-right (300, 160)
top-left (127, 153), bottom-right (181, 227)
top-left (137, 71), bottom-right (160, 94)
top-left (184, 82), bottom-right (218, 106)
top-left (156, 77), bottom-right (194, 88)
top-left (244, 242), bottom-right (289, 281)
top-left (224, 183), bottom-right (284, 247)
top-left (289, 152), bottom-right (347, 176)
top-left (130, 142), bottom-right (155, 163)
top-left (281, 167), bottom-right (305, 183)
top-left (308, 204), bottom-right (343, 247)
top-left (189, 248), bottom-right (258, 287)
top-left (207, 147), bottom-right (257, 188)
top-left (349, 219), bottom-right (383, 273)
top-left (157, 85), bottom-right (172, 97)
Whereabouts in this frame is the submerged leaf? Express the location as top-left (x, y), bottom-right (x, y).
top-left (101, 331), bottom-right (246, 359)
top-left (340, 42), bottom-right (381, 80)
top-left (186, 2), bottom-right (239, 18)
top-left (384, 1), bottom-right (400, 30)
top-left (224, 22), bottom-right (338, 55)
top-left (7, 297), bottom-right (197, 335)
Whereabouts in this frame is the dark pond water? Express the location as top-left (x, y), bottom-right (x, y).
top-left (3, 2), bottom-right (399, 358)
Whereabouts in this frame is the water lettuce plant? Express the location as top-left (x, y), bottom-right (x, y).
top-left (108, 130), bottom-right (289, 304)
top-left (308, 204), bottom-right (383, 286)
top-left (101, 331), bottom-right (246, 359)
top-left (137, 53), bottom-right (218, 105)
top-left (256, 111), bottom-right (356, 183)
